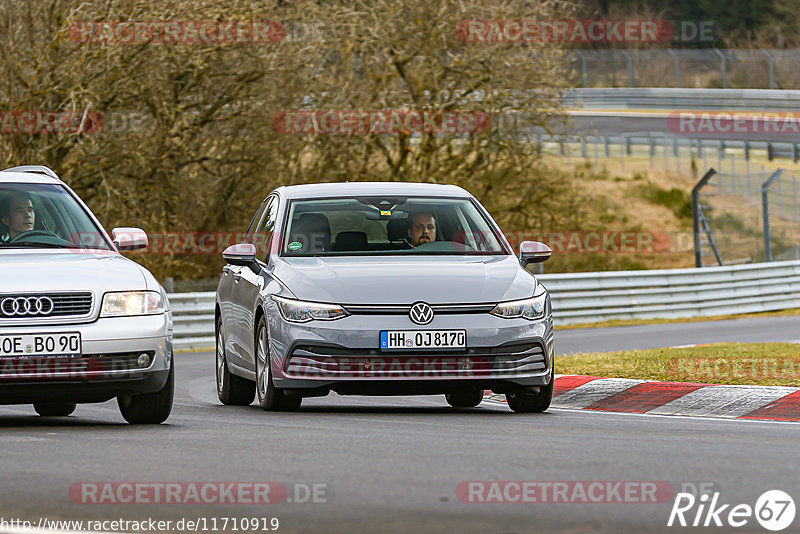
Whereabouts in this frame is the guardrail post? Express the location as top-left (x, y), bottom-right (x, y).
top-left (762, 169), bottom-right (783, 262)
top-left (604, 136), bottom-right (610, 157)
top-left (667, 49), bottom-right (680, 88)
top-left (713, 48), bottom-right (727, 89)
top-left (692, 169), bottom-right (717, 267)
top-left (620, 50), bottom-right (633, 87)
top-left (761, 49), bottom-right (775, 89)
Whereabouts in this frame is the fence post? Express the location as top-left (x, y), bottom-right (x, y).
top-left (762, 169), bottom-right (783, 262)
top-left (692, 169), bottom-right (717, 267)
top-left (713, 48), bottom-right (727, 88)
top-left (667, 49), bottom-right (680, 88)
top-left (574, 50), bottom-right (587, 88)
top-left (761, 49), bottom-right (775, 89)
top-left (620, 49), bottom-right (633, 88)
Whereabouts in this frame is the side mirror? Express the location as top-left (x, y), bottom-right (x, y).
top-left (222, 243), bottom-right (257, 267)
top-left (112, 227), bottom-right (148, 251)
top-left (519, 241), bottom-right (551, 266)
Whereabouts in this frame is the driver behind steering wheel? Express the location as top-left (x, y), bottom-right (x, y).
top-left (407, 212), bottom-right (437, 248)
top-left (1, 192), bottom-right (35, 242)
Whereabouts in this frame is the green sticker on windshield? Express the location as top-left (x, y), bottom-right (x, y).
top-left (288, 241), bottom-right (302, 251)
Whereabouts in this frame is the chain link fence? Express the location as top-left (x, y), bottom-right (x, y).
top-left (692, 168), bottom-right (800, 267)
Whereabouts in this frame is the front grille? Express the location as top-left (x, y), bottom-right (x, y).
top-left (0, 292), bottom-right (93, 319)
top-left (284, 342), bottom-right (547, 380)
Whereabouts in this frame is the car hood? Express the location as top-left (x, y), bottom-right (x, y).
top-left (0, 250), bottom-right (149, 295)
top-left (273, 255), bottom-right (537, 304)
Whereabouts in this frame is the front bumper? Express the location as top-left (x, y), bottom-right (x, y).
top-left (268, 309), bottom-right (554, 395)
top-left (0, 314), bottom-right (172, 404)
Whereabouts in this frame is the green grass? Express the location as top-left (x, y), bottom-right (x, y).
top-left (634, 182), bottom-right (692, 220)
top-left (558, 343), bottom-right (800, 387)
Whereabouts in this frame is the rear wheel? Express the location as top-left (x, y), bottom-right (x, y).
top-left (216, 318), bottom-right (255, 406)
top-left (33, 402), bottom-right (76, 417)
top-left (117, 361), bottom-right (174, 424)
top-left (445, 390), bottom-right (483, 408)
top-left (506, 365), bottom-right (554, 413)
top-left (255, 316), bottom-right (301, 412)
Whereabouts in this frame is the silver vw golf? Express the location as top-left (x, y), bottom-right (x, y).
top-left (0, 166), bottom-right (173, 423)
top-left (216, 182), bottom-right (553, 412)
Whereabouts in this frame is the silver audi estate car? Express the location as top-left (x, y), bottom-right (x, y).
top-left (0, 166), bottom-right (173, 424)
top-left (216, 182), bottom-right (553, 413)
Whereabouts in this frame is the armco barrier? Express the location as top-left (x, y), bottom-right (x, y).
top-left (169, 260), bottom-right (800, 350)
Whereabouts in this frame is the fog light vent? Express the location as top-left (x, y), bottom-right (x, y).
top-left (137, 353), bottom-right (151, 368)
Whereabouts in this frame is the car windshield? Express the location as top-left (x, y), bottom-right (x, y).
top-left (0, 183), bottom-right (112, 250)
top-left (282, 196), bottom-right (507, 256)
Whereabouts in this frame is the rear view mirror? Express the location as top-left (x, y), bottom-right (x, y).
top-left (519, 241), bottom-right (552, 265)
top-left (112, 227), bottom-right (148, 251)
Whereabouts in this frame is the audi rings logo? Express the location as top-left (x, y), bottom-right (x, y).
top-left (409, 302), bottom-right (434, 325)
top-left (1, 296), bottom-right (55, 317)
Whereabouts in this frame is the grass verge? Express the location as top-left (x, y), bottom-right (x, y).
top-left (557, 343), bottom-right (800, 387)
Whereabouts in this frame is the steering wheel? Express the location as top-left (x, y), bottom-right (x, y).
top-left (9, 230), bottom-right (62, 243)
top-left (412, 240), bottom-right (476, 252)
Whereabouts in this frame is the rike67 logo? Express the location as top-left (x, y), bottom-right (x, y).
top-left (668, 490), bottom-right (795, 531)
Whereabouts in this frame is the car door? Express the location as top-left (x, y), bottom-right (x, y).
top-left (233, 194), bottom-right (279, 369)
top-left (221, 198), bottom-right (267, 368)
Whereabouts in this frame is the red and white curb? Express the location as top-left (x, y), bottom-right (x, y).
top-left (484, 375), bottom-right (800, 422)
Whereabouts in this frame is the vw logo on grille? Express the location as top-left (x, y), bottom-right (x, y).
top-left (409, 301), bottom-right (434, 325)
top-left (1, 296), bottom-right (55, 317)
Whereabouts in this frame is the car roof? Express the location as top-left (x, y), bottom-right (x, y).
top-left (0, 166), bottom-right (63, 185)
top-left (274, 181), bottom-right (472, 200)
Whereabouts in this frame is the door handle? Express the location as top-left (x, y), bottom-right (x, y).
top-left (222, 266), bottom-right (231, 275)
top-left (233, 273), bottom-right (241, 283)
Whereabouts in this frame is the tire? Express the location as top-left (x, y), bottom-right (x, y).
top-left (33, 402), bottom-right (76, 417)
top-left (255, 316), bottom-right (301, 412)
top-left (216, 318), bottom-right (255, 406)
top-left (117, 360), bottom-right (174, 424)
top-left (506, 365), bottom-right (554, 413)
top-left (445, 390), bottom-right (484, 408)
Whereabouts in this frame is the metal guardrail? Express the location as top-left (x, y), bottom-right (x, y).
top-left (565, 88), bottom-right (800, 111)
top-left (168, 260), bottom-right (800, 349)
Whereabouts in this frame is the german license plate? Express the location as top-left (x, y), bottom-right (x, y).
top-left (380, 330), bottom-right (466, 350)
top-left (0, 333), bottom-right (81, 357)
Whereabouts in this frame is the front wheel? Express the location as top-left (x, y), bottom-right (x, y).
top-left (33, 402), bottom-right (76, 417)
top-left (255, 316), bottom-right (301, 412)
top-left (117, 362), bottom-right (174, 424)
top-left (445, 390), bottom-right (483, 408)
top-left (506, 366), bottom-right (554, 413)
top-left (216, 318), bottom-right (255, 406)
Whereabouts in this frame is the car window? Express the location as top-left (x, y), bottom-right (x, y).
top-left (242, 199), bottom-right (268, 244)
top-left (253, 196), bottom-right (278, 260)
top-left (0, 183), bottom-right (112, 250)
top-left (282, 196), bottom-right (506, 256)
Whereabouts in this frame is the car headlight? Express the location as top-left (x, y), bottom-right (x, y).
top-left (272, 296), bottom-right (349, 323)
top-left (490, 293), bottom-right (547, 320)
top-left (101, 291), bottom-right (166, 317)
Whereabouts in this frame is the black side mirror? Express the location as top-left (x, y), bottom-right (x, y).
top-left (519, 241), bottom-right (552, 266)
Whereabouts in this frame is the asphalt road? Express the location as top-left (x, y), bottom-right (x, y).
top-left (1, 350), bottom-right (799, 534)
top-left (557, 112), bottom-right (800, 143)
top-left (556, 315), bottom-right (800, 355)
top-left (555, 317), bottom-right (800, 355)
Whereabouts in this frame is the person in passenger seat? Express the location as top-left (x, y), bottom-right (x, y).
top-left (0, 192), bottom-right (35, 242)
